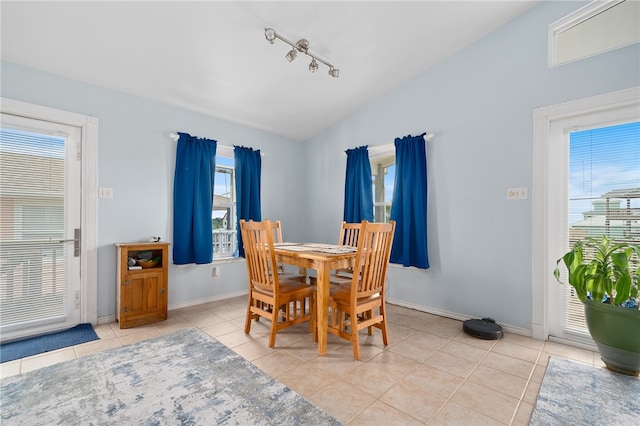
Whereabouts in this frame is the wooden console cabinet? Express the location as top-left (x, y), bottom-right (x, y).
top-left (115, 242), bottom-right (170, 329)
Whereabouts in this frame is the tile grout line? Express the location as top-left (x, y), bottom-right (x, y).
top-left (427, 337), bottom-right (508, 425)
top-left (507, 345), bottom-right (545, 425)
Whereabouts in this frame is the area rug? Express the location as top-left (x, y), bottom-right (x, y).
top-left (530, 356), bottom-right (640, 425)
top-left (0, 323), bottom-right (98, 363)
top-left (0, 327), bottom-right (343, 425)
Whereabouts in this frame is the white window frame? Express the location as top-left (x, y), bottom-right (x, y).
top-left (548, 0), bottom-right (639, 67)
top-left (531, 86), bottom-right (640, 344)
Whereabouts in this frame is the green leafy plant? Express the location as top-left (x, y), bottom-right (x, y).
top-left (554, 235), bottom-right (640, 308)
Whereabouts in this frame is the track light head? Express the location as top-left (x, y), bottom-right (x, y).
top-left (309, 59), bottom-right (318, 73)
top-left (285, 49), bottom-right (297, 62)
top-left (264, 28), bottom-right (276, 44)
top-left (329, 67), bottom-right (339, 78)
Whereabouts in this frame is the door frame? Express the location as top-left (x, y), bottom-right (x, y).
top-left (1, 97), bottom-right (98, 327)
top-left (531, 86), bottom-right (640, 342)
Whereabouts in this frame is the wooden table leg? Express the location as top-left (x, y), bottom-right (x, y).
top-left (316, 263), bottom-right (330, 355)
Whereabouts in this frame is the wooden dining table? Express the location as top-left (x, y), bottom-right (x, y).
top-left (273, 243), bottom-right (357, 356)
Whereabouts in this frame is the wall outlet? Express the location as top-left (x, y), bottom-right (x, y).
top-left (212, 267), bottom-right (220, 278)
top-left (507, 187), bottom-right (528, 200)
top-left (98, 187), bottom-right (113, 199)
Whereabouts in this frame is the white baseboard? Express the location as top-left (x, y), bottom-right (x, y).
top-left (530, 323), bottom-right (546, 341)
top-left (96, 291), bottom-right (248, 326)
top-left (386, 297), bottom-right (533, 338)
top-left (97, 315), bottom-right (116, 325)
top-left (99, 293), bottom-right (532, 339)
top-left (167, 291), bottom-right (248, 311)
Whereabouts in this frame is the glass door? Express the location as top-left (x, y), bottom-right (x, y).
top-left (563, 122), bottom-right (640, 338)
top-left (547, 111), bottom-right (639, 346)
top-left (0, 113), bottom-right (82, 341)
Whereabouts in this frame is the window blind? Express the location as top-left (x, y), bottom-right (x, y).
top-left (0, 127), bottom-right (68, 327)
top-left (566, 121), bottom-right (640, 330)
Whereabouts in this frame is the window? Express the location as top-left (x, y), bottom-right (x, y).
top-left (212, 149), bottom-right (236, 258)
top-left (370, 145), bottom-right (395, 223)
top-left (549, 0), bottom-right (640, 67)
top-left (565, 122), bottom-right (640, 331)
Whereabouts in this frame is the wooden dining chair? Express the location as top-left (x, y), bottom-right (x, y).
top-left (339, 221), bottom-right (361, 247)
top-left (309, 221), bottom-right (362, 287)
top-left (271, 220), bottom-right (307, 283)
top-left (316, 220), bottom-right (396, 360)
top-left (330, 221), bottom-right (361, 284)
top-left (240, 219), bottom-right (315, 347)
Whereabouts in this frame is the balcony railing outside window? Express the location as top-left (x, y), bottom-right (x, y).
top-left (212, 230), bottom-right (236, 256)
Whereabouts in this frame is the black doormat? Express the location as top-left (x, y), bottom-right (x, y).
top-left (1, 324), bottom-right (99, 363)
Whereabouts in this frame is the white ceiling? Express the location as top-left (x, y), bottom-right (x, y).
top-left (1, 1), bottom-right (540, 141)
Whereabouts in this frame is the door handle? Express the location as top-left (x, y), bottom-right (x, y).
top-left (56, 228), bottom-right (80, 257)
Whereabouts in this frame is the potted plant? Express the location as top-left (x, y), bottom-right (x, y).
top-left (554, 235), bottom-right (640, 376)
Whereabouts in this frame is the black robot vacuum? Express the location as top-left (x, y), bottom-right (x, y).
top-left (463, 317), bottom-right (503, 340)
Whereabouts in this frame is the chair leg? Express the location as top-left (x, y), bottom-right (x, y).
top-left (339, 310), bottom-right (346, 332)
top-left (244, 294), bottom-right (253, 334)
top-left (313, 293), bottom-right (319, 342)
top-left (380, 303), bottom-right (389, 346)
top-left (365, 310), bottom-right (374, 335)
top-left (308, 294), bottom-right (315, 334)
top-left (268, 313), bottom-right (278, 348)
top-left (380, 318), bottom-right (389, 346)
top-left (351, 323), bottom-right (360, 361)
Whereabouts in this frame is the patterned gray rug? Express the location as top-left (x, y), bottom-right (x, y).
top-left (530, 356), bottom-right (640, 425)
top-left (0, 327), bottom-right (342, 425)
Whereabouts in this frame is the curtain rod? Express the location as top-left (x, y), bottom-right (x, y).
top-left (374, 132), bottom-right (435, 144)
top-left (171, 132), bottom-right (434, 143)
top-left (344, 132), bottom-right (435, 157)
top-left (169, 133), bottom-right (265, 157)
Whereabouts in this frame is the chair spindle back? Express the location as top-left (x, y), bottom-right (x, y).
top-left (351, 220), bottom-right (396, 298)
top-left (240, 219), bottom-right (278, 294)
top-left (339, 221), bottom-right (361, 247)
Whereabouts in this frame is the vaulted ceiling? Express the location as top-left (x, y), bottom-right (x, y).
top-left (1, 1), bottom-right (540, 141)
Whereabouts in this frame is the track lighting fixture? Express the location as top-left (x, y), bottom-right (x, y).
top-left (264, 27), bottom-right (339, 78)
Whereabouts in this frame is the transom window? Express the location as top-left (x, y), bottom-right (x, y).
top-left (549, 0), bottom-right (640, 67)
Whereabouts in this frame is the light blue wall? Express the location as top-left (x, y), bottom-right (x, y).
top-left (2, 1), bottom-right (639, 332)
top-left (302, 1), bottom-right (640, 330)
top-left (1, 62), bottom-right (307, 318)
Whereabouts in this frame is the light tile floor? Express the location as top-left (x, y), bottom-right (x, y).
top-left (0, 296), bottom-right (604, 425)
